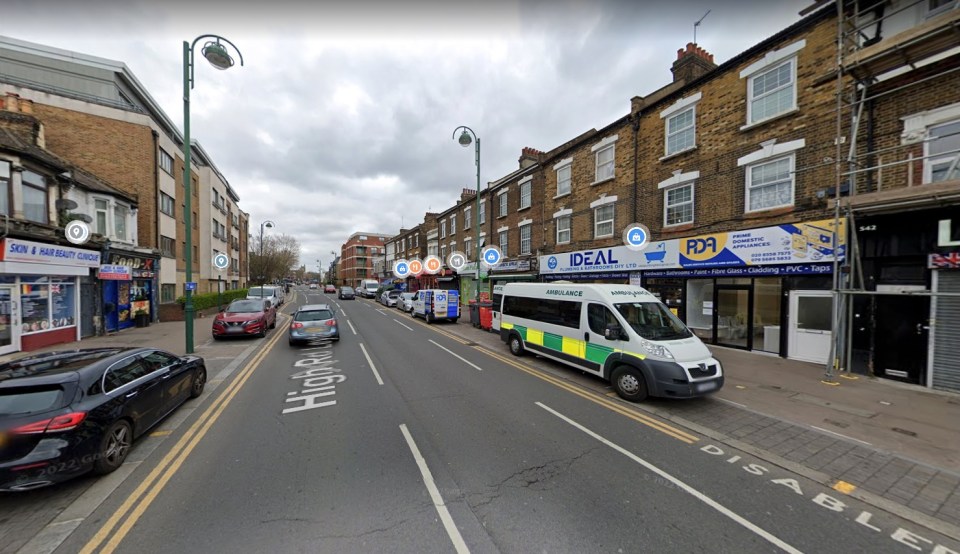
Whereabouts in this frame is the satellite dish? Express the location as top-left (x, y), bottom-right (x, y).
top-left (55, 199), bottom-right (79, 210)
top-left (72, 214), bottom-right (93, 224)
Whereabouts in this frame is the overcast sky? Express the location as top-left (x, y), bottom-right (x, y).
top-left (3, 0), bottom-right (811, 271)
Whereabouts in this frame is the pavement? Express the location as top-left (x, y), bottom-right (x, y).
top-left (3, 297), bottom-right (959, 543)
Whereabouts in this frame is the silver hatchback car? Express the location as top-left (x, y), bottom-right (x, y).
top-left (288, 304), bottom-right (340, 345)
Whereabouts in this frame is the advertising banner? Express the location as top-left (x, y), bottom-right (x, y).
top-left (1, 238), bottom-right (101, 267)
top-left (538, 219), bottom-right (846, 275)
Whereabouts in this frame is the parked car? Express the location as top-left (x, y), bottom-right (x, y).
top-left (212, 299), bottom-right (276, 339)
top-left (380, 289), bottom-right (402, 307)
top-left (398, 292), bottom-right (416, 313)
top-left (324, 284), bottom-right (336, 294)
top-left (338, 286), bottom-right (355, 300)
top-left (355, 286), bottom-right (363, 296)
top-left (309, 283), bottom-right (318, 290)
top-left (288, 304), bottom-right (340, 345)
top-left (247, 286), bottom-right (281, 308)
top-left (0, 347), bottom-right (207, 491)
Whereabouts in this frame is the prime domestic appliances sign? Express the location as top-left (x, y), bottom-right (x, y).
top-left (0, 238), bottom-right (101, 267)
top-left (539, 219), bottom-right (846, 275)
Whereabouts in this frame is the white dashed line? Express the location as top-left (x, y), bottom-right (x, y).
top-left (429, 340), bottom-right (482, 371)
top-left (358, 342), bottom-right (384, 385)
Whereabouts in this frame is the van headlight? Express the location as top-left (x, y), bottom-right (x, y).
top-left (638, 337), bottom-right (674, 359)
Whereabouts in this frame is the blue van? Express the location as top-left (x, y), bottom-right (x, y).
top-left (412, 290), bottom-right (460, 323)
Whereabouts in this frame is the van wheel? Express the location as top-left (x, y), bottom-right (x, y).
top-left (508, 334), bottom-right (525, 356)
top-left (426, 313), bottom-right (434, 324)
top-left (611, 366), bottom-right (648, 402)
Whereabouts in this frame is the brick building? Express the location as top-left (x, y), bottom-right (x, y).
top-left (338, 232), bottom-right (389, 289)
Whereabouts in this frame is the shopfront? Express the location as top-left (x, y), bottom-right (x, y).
top-left (539, 219), bottom-right (845, 362)
top-left (101, 250), bottom-right (159, 332)
top-left (0, 237), bottom-right (100, 353)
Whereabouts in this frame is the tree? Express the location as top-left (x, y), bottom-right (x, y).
top-left (249, 233), bottom-right (301, 284)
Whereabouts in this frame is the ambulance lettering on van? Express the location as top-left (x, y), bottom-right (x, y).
top-left (499, 283), bottom-right (723, 402)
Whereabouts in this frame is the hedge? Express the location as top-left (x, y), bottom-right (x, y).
top-left (176, 288), bottom-right (250, 311)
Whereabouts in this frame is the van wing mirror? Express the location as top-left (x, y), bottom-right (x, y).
top-left (604, 324), bottom-right (625, 341)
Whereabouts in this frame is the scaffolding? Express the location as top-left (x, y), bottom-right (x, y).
top-left (824, 0), bottom-right (960, 384)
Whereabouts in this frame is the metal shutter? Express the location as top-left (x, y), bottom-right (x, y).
top-left (932, 270), bottom-right (960, 392)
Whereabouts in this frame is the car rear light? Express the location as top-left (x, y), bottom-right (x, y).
top-left (291, 322), bottom-right (304, 329)
top-left (12, 412), bottom-right (87, 434)
top-left (324, 319), bottom-right (336, 326)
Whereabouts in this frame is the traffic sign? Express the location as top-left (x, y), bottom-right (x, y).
top-left (185, 282), bottom-right (197, 291)
top-left (393, 259), bottom-right (410, 278)
top-left (213, 252), bottom-right (229, 270)
top-left (423, 255), bottom-right (442, 274)
top-left (481, 246), bottom-right (502, 268)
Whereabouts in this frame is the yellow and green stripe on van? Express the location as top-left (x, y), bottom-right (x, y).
top-left (502, 322), bottom-right (645, 368)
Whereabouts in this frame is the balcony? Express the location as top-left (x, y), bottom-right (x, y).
top-left (843, 8), bottom-right (960, 80)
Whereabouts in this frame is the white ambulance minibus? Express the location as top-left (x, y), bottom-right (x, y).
top-left (499, 283), bottom-right (723, 401)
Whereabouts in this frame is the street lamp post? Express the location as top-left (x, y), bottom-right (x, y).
top-left (258, 220), bottom-right (275, 298)
top-left (183, 35), bottom-right (243, 354)
top-left (453, 126), bottom-right (481, 299)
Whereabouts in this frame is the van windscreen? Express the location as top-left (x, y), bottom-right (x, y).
top-left (614, 302), bottom-right (692, 341)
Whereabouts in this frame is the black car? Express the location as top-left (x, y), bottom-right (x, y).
top-left (338, 286), bottom-right (355, 300)
top-left (0, 347), bottom-right (206, 491)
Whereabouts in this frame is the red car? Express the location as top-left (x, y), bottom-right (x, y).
top-left (324, 284), bottom-right (336, 293)
top-left (212, 298), bottom-right (276, 339)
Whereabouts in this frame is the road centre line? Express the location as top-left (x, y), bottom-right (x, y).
top-left (346, 319), bottom-right (358, 335)
top-left (80, 314), bottom-right (288, 554)
top-left (810, 425), bottom-right (873, 446)
top-left (399, 424), bottom-right (470, 554)
top-left (429, 340), bottom-right (482, 371)
top-left (481, 348), bottom-right (698, 443)
top-left (358, 343), bottom-right (385, 385)
top-left (393, 318), bottom-right (414, 331)
top-left (536, 402), bottom-right (803, 554)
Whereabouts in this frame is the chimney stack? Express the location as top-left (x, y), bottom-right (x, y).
top-left (519, 146), bottom-right (544, 169)
top-left (671, 42), bottom-right (717, 83)
top-left (460, 188), bottom-right (477, 202)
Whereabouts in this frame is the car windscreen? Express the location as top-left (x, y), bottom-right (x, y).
top-left (614, 302), bottom-right (692, 341)
top-left (0, 385), bottom-right (67, 417)
top-left (248, 287), bottom-right (271, 296)
top-left (295, 310), bottom-right (335, 322)
top-left (227, 300), bottom-right (264, 312)
top-left (387, 291), bottom-right (402, 297)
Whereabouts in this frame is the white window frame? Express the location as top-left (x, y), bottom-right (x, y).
top-left (519, 223), bottom-right (532, 255)
top-left (464, 238), bottom-right (472, 259)
top-left (479, 199), bottom-right (486, 225)
top-left (658, 170), bottom-right (698, 227)
top-left (554, 208), bottom-right (572, 245)
top-left (739, 40), bottom-right (805, 129)
top-left (665, 107), bottom-right (696, 158)
top-left (554, 157), bottom-right (573, 197)
top-left (664, 183), bottom-right (695, 227)
top-left (94, 198), bottom-right (109, 236)
top-left (464, 206), bottom-right (472, 230)
top-left (159, 192), bottom-right (175, 217)
top-left (518, 176), bottom-right (532, 210)
top-left (440, 219), bottom-right (446, 239)
top-left (924, 118), bottom-right (960, 183)
top-left (498, 190), bottom-right (508, 217)
top-left (591, 135), bottom-right (618, 184)
top-left (159, 148), bottom-right (174, 175)
top-left (745, 155), bottom-right (796, 213)
top-left (594, 205), bottom-right (615, 238)
top-left (450, 213), bottom-right (456, 235)
top-left (92, 195), bottom-right (133, 243)
top-left (499, 228), bottom-right (509, 256)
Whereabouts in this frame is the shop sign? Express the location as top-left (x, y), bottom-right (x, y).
top-left (1, 238), bottom-right (100, 267)
top-left (490, 259), bottom-right (531, 272)
top-left (539, 219), bottom-right (846, 275)
top-left (109, 254), bottom-right (157, 279)
top-left (928, 252), bottom-right (960, 269)
top-left (543, 271), bottom-right (629, 282)
top-left (642, 263), bottom-right (834, 278)
top-left (98, 265), bottom-right (132, 280)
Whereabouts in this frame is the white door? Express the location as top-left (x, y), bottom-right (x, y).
top-left (0, 285), bottom-right (20, 356)
top-left (788, 290), bottom-right (833, 364)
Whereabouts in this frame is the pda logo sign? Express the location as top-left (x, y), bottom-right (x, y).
top-left (424, 255), bottom-right (442, 274)
top-left (408, 258), bottom-right (424, 276)
top-left (683, 233), bottom-right (727, 261)
top-left (393, 259), bottom-right (410, 278)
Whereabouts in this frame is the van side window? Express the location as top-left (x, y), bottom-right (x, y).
top-left (504, 295), bottom-right (581, 329)
top-left (587, 303), bottom-right (619, 335)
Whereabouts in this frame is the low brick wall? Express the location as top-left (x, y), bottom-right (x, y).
top-left (157, 303), bottom-right (221, 322)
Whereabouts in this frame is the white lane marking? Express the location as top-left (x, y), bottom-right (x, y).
top-left (393, 319), bottom-right (414, 331)
top-left (399, 424), bottom-right (470, 554)
top-left (810, 425), bottom-right (872, 446)
top-left (358, 342), bottom-right (384, 385)
top-left (346, 319), bottom-right (358, 335)
top-left (429, 340), bottom-right (482, 371)
top-left (536, 402), bottom-right (803, 554)
top-left (716, 397), bottom-right (747, 409)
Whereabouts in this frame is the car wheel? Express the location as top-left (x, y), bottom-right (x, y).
top-left (189, 367), bottom-right (207, 399)
top-left (93, 420), bottom-right (132, 475)
top-left (212, 335), bottom-right (222, 341)
top-left (508, 333), bottom-right (525, 356)
top-left (288, 339), bottom-right (298, 346)
top-left (269, 318), bottom-right (276, 329)
top-left (259, 322), bottom-right (267, 338)
top-left (611, 366), bottom-right (649, 402)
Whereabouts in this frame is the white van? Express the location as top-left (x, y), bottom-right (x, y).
top-left (361, 279), bottom-right (380, 298)
top-left (247, 286), bottom-right (281, 308)
top-left (412, 289), bottom-right (460, 323)
top-left (499, 283), bottom-right (723, 402)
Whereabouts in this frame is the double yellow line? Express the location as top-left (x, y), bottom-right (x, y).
top-left (424, 323), bottom-right (698, 444)
top-left (81, 316), bottom-right (288, 554)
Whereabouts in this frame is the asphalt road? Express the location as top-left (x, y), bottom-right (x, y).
top-left (51, 288), bottom-right (960, 553)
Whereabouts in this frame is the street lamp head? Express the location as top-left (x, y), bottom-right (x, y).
top-left (263, 220), bottom-right (275, 230)
top-left (202, 40), bottom-right (235, 70)
top-left (457, 130), bottom-right (473, 147)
